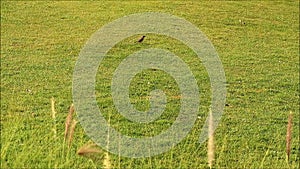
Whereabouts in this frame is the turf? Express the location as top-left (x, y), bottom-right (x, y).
top-left (1, 1), bottom-right (299, 168)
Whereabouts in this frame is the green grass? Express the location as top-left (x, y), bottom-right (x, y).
top-left (1, 1), bottom-right (299, 168)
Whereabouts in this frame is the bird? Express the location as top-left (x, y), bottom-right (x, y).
top-left (137, 35), bottom-right (146, 43)
top-left (239, 19), bottom-right (246, 25)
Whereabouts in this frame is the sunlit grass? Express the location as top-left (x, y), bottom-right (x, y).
top-left (1, 1), bottom-right (299, 168)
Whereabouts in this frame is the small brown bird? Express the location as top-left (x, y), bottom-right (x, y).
top-left (137, 35), bottom-right (146, 43)
top-left (239, 19), bottom-right (246, 25)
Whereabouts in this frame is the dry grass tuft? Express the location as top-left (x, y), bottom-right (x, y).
top-left (207, 109), bottom-right (215, 169)
top-left (286, 111), bottom-right (293, 161)
top-left (64, 104), bottom-right (75, 142)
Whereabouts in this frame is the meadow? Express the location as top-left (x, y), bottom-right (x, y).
top-left (1, 1), bottom-right (299, 168)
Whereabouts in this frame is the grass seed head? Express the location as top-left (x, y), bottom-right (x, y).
top-left (51, 97), bottom-right (56, 119)
top-left (77, 142), bottom-right (102, 156)
top-left (208, 109), bottom-right (215, 168)
top-left (103, 152), bottom-right (112, 169)
top-left (64, 104), bottom-right (75, 141)
top-left (68, 119), bottom-right (77, 148)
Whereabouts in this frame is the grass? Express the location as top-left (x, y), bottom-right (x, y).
top-left (1, 1), bottom-right (299, 168)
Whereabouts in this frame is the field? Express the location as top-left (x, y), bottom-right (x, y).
top-left (1, 1), bottom-right (299, 169)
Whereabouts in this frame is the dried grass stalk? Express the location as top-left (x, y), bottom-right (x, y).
top-left (68, 120), bottom-right (77, 148)
top-left (208, 109), bottom-right (214, 168)
top-left (104, 114), bottom-right (111, 169)
top-left (51, 98), bottom-right (57, 138)
top-left (64, 104), bottom-right (75, 141)
top-left (286, 111), bottom-right (293, 161)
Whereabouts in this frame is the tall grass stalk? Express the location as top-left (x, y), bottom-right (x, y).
top-left (68, 120), bottom-right (77, 148)
top-left (65, 104), bottom-right (75, 142)
top-left (286, 111), bottom-right (293, 162)
top-left (103, 152), bottom-right (111, 169)
top-left (103, 113), bottom-right (112, 169)
top-left (207, 109), bottom-right (214, 169)
top-left (51, 97), bottom-right (57, 139)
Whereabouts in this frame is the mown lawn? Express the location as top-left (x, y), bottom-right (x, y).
top-left (1, 1), bottom-right (299, 168)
